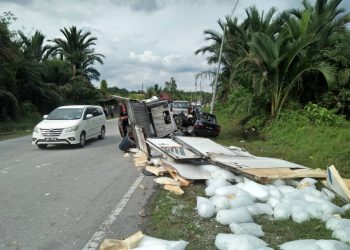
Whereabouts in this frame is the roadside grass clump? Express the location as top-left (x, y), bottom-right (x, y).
top-left (255, 217), bottom-right (333, 249)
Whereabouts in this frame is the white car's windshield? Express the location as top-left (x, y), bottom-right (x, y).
top-left (46, 108), bottom-right (84, 120)
top-left (173, 102), bottom-right (188, 109)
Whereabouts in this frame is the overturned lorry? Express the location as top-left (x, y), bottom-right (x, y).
top-left (116, 96), bottom-right (220, 150)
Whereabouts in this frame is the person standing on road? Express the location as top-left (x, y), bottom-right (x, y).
top-left (118, 101), bottom-right (128, 137)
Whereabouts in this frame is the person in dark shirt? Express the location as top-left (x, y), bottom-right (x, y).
top-left (119, 101), bottom-right (128, 137)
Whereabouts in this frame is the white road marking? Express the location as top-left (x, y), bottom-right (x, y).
top-left (82, 173), bottom-right (144, 250)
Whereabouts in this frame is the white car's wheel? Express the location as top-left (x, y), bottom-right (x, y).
top-left (79, 132), bottom-right (86, 147)
top-left (98, 126), bottom-right (105, 140)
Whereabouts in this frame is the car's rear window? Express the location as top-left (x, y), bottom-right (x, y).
top-left (46, 108), bottom-right (84, 120)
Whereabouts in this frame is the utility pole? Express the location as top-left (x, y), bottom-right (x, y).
top-left (210, 0), bottom-right (239, 114)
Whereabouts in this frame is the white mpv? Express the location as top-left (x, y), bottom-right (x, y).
top-left (32, 105), bottom-right (106, 149)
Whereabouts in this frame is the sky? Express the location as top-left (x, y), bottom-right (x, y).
top-left (1, 0), bottom-right (349, 92)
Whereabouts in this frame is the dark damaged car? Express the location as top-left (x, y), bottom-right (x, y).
top-left (189, 112), bottom-right (220, 137)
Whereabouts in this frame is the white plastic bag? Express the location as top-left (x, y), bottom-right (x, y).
top-left (247, 203), bottom-right (274, 216)
top-left (210, 195), bottom-right (231, 212)
top-left (137, 236), bottom-right (188, 250)
top-left (280, 239), bottom-right (320, 250)
top-left (196, 196), bottom-right (215, 218)
top-left (229, 222), bottom-right (264, 237)
top-left (297, 178), bottom-right (318, 189)
top-left (316, 239), bottom-right (350, 250)
top-left (205, 178), bottom-right (231, 196)
top-left (214, 185), bottom-right (241, 196)
top-left (273, 202), bottom-right (291, 220)
top-left (133, 245), bottom-right (168, 250)
top-left (215, 233), bottom-right (268, 250)
top-left (307, 202), bottom-right (324, 220)
top-left (291, 204), bottom-right (310, 223)
top-left (278, 185), bottom-right (296, 194)
top-left (271, 179), bottom-right (286, 187)
top-left (211, 169), bottom-right (239, 180)
top-left (216, 207), bottom-right (253, 225)
top-left (229, 195), bottom-right (254, 209)
top-left (343, 204), bottom-right (350, 212)
top-left (237, 179), bottom-right (269, 201)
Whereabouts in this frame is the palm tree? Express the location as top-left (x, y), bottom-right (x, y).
top-left (282, 0), bottom-right (350, 104)
top-left (48, 26), bottom-right (104, 80)
top-left (0, 19), bottom-right (20, 119)
top-left (18, 30), bottom-right (49, 62)
top-left (237, 26), bottom-right (336, 118)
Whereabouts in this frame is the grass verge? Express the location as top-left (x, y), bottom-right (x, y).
top-left (0, 113), bottom-right (41, 141)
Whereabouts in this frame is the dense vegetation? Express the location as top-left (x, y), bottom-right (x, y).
top-left (0, 12), bottom-right (104, 121)
top-left (197, 0), bottom-right (350, 122)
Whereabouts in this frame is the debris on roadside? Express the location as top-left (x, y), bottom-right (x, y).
top-left (116, 102), bottom-right (350, 249)
top-left (145, 165), bottom-right (167, 176)
top-left (325, 165), bottom-right (350, 202)
top-left (99, 231), bottom-right (188, 250)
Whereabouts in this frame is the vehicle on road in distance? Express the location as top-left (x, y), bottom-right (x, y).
top-left (171, 100), bottom-right (189, 126)
top-left (171, 100), bottom-right (189, 116)
top-left (32, 105), bottom-right (106, 149)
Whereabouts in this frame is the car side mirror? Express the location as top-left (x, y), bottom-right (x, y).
top-left (43, 115), bottom-right (48, 119)
top-left (86, 114), bottom-right (93, 119)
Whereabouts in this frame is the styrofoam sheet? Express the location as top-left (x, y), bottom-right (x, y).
top-left (211, 155), bottom-right (307, 169)
top-left (146, 138), bottom-right (201, 160)
top-left (174, 136), bottom-right (249, 157)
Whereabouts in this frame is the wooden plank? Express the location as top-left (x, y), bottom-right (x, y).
top-left (145, 165), bottom-right (167, 176)
top-left (122, 231), bottom-right (144, 249)
top-left (344, 179), bottom-right (350, 189)
top-left (164, 184), bottom-right (184, 195)
top-left (133, 152), bottom-right (148, 161)
top-left (100, 231), bottom-right (144, 250)
top-left (162, 163), bottom-right (192, 186)
top-left (153, 177), bottom-right (180, 186)
top-left (240, 168), bottom-right (326, 182)
top-left (326, 165), bottom-right (350, 202)
top-left (134, 159), bottom-right (148, 168)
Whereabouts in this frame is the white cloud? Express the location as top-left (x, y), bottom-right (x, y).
top-left (129, 50), bottom-right (162, 64)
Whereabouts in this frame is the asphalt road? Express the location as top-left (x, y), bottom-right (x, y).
top-left (0, 119), bottom-right (145, 250)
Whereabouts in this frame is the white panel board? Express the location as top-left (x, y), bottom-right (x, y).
top-left (146, 138), bottom-right (201, 160)
top-left (174, 136), bottom-right (249, 157)
top-left (211, 155), bottom-right (307, 169)
top-left (326, 165), bottom-right (350, 202)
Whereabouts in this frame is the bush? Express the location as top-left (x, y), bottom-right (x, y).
top-left (304, 103), bottom-right (346, 126)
